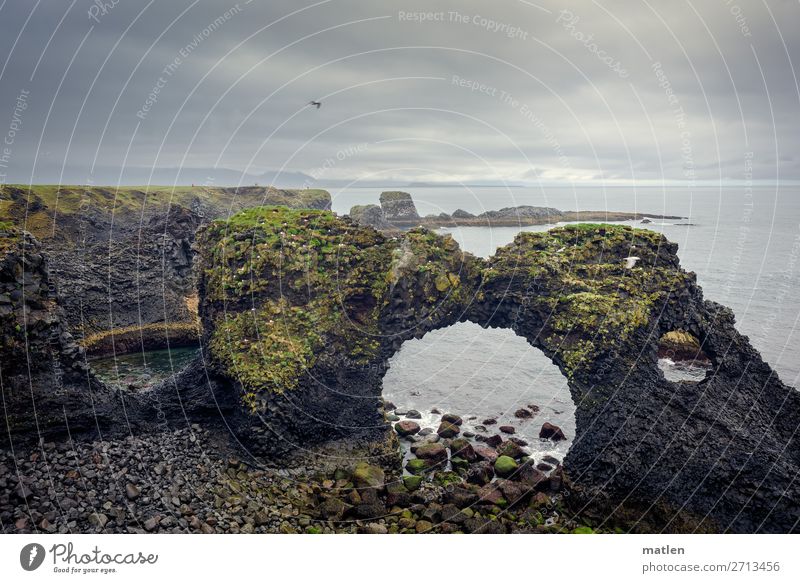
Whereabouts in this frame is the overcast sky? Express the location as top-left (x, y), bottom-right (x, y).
top-left (0, 0), bottom-right (798, 186)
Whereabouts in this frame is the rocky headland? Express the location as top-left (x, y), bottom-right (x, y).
top-left (1, 187), bottom-right (798, 534)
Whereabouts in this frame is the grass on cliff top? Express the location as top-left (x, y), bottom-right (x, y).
top-left (0, 184), bottom-right (331, 240)
top-left (379, 191), bottom-right (413, 202)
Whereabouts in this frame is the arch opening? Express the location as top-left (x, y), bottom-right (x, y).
top-left (383, 321), bottom-right (576, 477)
top-left (656, 329), bottom-right (712, 383)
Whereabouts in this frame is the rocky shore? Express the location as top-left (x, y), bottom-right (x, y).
top-left (348, 191), bottom-right (685, 231)
top-left (3, 188), bottom-right (799, 534)
top-left (1, 419), bottom-right (593, 535)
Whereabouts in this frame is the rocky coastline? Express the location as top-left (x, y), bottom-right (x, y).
top-left (348, 190), bottom-right (685, 231)
top-left (2, 187), bottom-right (799, 534)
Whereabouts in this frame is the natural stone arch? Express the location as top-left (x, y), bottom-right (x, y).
top-left (192, 207), bottom-right (800, 533)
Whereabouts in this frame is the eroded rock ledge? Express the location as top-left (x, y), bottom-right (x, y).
top-left (192, 207), bottom-right (799, 533)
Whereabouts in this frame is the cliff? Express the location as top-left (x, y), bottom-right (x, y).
top-left (0, 185), bottom-right (332, 346)
top-left (0, 226), bottom-right (117, 441)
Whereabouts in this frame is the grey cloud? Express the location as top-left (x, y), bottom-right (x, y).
top-left (0, 0), bottom-right (798, 186)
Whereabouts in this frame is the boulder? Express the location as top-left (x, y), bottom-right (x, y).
top-left (437, 421), bottom-right (460, 438)
top-left (497, 440), bottom-right (525, 459)
top-left (405, 459), bottom-right (429, 474)
top-left (473, 445), bottom-right (499, 463)
top-left (394, 420), bottom-right (420, 437)
top-left (485, 434), bottom-right (503, 448)
top-left (441, 413), bottom-right (463, 426)
top-left (413, 442), bottom-right (447, 463)
top-left (403, 475), bottom-right (423, 491)
top-left (466, 461), bottom-right (494, 486)
top-left (476, 483), bottom-right (507, 506)
top-left (445, 486), bottom-right (479, 508)
top-left (352, 462), bottom-right (385, 489)
top-left (539, 422), bottom-right (567, 441)
top-left (499, 425), bottom-right (516, 434)
top-left (514, 408), bottom-right (533, 418)
top-left (516, 462), bottom-right (546, 487)
top-left (449, 438), bottom-right (476, 461)
top-left (494, 455), bottom-right (518, 478)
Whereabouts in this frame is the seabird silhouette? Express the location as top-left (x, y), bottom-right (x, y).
top-left (308, 100), bottom-right (322, 109)
top-left (624, 256), bottom-right (641, 269)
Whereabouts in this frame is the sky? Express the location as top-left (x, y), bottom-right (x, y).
top-left (0, 0), bottom-right (798, 187)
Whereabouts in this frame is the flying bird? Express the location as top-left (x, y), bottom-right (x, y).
top-left (308, 100), bottom-right (322, 109)
top-left (624, 256), bottom-right (641, 269)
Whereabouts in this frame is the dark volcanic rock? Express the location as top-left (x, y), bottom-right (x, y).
top-left (170, 212), bottom-right (800, 532)
top-left (441, 413), bottom-right (463, 426)
top-left (394, 420), bottom-right (420, 437)
top-left (437, 421), bottom-right (460, 438)
top-left (451, 209), bottom-right (475, 219)
top-left (379, 191), bottom-right (419, 223)
top-left (348, 204), bottom-right (392, 231)
top-left (539, 422), bottom-right (566, 441)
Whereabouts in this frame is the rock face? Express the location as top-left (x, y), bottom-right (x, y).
top-left (347, 204), bottom-right (392, 231)
top-left (378, 191), bottom-right (419, 223)
top-left (0, 228), bottom-right (118, 443)
top-left (0, 185), bottom-right (331, 341)
top-left (658, 329), bottom-right (709, 362)
top-left (194, 209), bottom-right (800, 533)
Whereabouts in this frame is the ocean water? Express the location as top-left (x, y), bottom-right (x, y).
top-left (91, 346), bottom-right (199, 391)
top-left (331, 186), bottom-right (800, 459)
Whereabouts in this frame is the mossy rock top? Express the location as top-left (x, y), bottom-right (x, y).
top-left (197, 211), bottom-right (694, 408)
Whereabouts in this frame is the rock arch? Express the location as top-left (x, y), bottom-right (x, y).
top-left (187, 208), bottom-right (800, 532)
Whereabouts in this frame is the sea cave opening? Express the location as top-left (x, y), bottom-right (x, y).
top-left (382, 321), bottom-right (577, 474)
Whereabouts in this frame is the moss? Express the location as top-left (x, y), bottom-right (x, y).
top-left (494, 455), bottom-right (518, 478)
top-left (405, 459), bottom-right (428, 474)
top-left (198, 211), bottom-right (690, 412)
top-left (403, 475), bottom-right (423, 491)
top-left (199, 207), bottom-right (393, 408)
top-left (433, 471), bottom-right (463, 487)
top-left (485, 223), bottom-right (689, 377)
top-left (82, 321), bottom-right (199, 355)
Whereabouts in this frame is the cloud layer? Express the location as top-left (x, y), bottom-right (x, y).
top-left (0, 0), bottom-right (798, 186)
